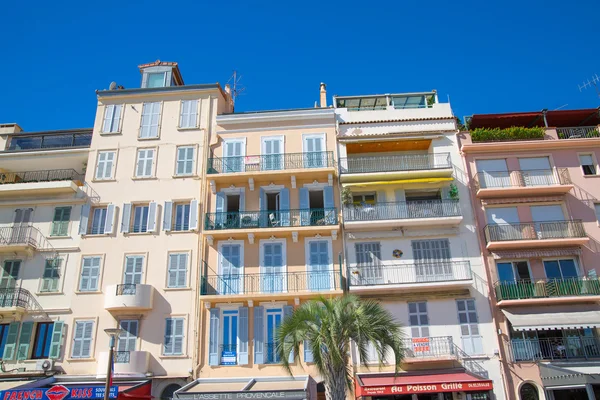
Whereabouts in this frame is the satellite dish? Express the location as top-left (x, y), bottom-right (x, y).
top-left (109, 81), bottom-right (117, 90)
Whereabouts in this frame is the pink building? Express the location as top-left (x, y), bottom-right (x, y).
top-left (459, 108), bottom-right (600, 400)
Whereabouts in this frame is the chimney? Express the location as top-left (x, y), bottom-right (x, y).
top-left (319, 83), bottom-right (327, 108)
top-left (225, 84), bottom-right (231, 95)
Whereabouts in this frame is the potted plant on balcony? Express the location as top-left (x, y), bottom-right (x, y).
top-left (341, 188), bottom-right (353, 207)
top-left (448, 183), bottom-right (459, 200)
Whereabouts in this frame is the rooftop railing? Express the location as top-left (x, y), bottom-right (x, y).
top-left (508, 336), bottom-right (600, 362)
top-left (4, 131), bottom-right (92, 152)
top-left (204, 208), bottom-right (338, 230)
top-left (474, 168), bottom-right (571, 189)
top-left (343, 200), bottom-right (461, 222)
top-left (0, 169), bottom-right (84, 185)
top-left (494, 278), bottom-right (600, 301)
top-left (484, 220), bottom-right (586, 243)
top-left (339, 153), bottom-right (451, 174)
top-left (207, 151), bottom-right (335, 174)
top-left (557, 126), bottom-right (600, 140)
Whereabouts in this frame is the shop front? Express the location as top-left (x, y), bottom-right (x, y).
top-left (355, 371), bottom-right (494, 400)
top-left (540, 363), bottom-right (600, 400)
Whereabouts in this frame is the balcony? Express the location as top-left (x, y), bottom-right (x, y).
top-left (557, 126), bottom-right (600, 140)
top-left (0, 288), bottom-right (36, 317)
top-left (401, 336), bottom-right (457, 362)
top-left (206, 152), bottom-right (335, 182)
top-left (508, 336), bottom-right (600, 362)
top-left (0, 226), bottom-right (47, 253)
top-left (2, 131), bottom-right (92, 152)
top-left (200, 270), bottom-right (342, 300)
top-left (0, 169), bottom-right (85, 197)
top-left (96, 350), bottom-right (149, 378)
top-left (348, 261), bottom-right (472, 294)
top-left (204, 208), bottom-right (338, 237)
top-left (474, 169), bottom-right (573, 198)
top-left (494, 278), bottom-right (600, 305)
top-left (339, 153), bottom-right (453, 183)
top-left (484, 221), bottom-right (588, 250)
top-left (343, 200), bottom-right (462, 230)
top-left (104, 284), bottom-right (154, 312)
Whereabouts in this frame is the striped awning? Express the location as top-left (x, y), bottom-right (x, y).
top-left (343, 177), bottom-right (453, 187)
top-left (502, 307), bottom-right (600, 331)
top-left (491, 247), bottom-right (582, 259)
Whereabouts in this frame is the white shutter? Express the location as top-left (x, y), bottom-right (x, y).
top-left (163, 201), bottom-right (173, 231)
top-left (189, 200), bottom-right (198, 231)
top-left (147, 202), bottom-right (158, 232)
top-left (95, 152), bottom-right (107, 180)
top-left (103, 105), bottom-right (114, 133)
top-left (121, 203), bottom-right (132, 233)
top-left (104, 204), bottom-right (115, 234)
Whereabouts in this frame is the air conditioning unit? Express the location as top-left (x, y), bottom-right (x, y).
top-left (35, 359), bottom-right (54, 372)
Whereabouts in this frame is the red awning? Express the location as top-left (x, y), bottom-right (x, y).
top-left (355, 372), bottom-right (493, 398)
top-left (469, 108), bottom-right (600, 130)
top-left (118, 381), bottom-right (153, 400)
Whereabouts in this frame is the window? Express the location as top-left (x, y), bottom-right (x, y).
top-left (51, 207), bottom-right (71, 237)
top-left (140, 102), bottom-right (161, 139)
top-left (123, 256), bottom-right (144, 289)
top-left (306, 239), bottom-right (332, 291)
top-left (261, 242), bottom-right (285, 293)
top-left (135, 149), bottom-right (155, 178)
top-left (163, 318), bottom-right (184, 356)
top-left (579, 154), bottom-right (597, 175)
top-left (117, 320), bottom-right (138, 354)
top-left (90, 207), bottom-right (107, 234)
top-left (176, 146), bottom-right (195, 176)
top-left (457, 299), bottom-right (483, 355)
top-left (0, 260), bottom-right (20, 289)
top-left (32, 322), bottom-right (54, 359)
top-left (497, 261), bottom-right (531, 282)
top-left (71, 320), bottom-right (94, 358)
top-left (95, 151), bottom-right (116, 180)
top-left (265, 308), bottom-right (283, 363)
top-left (354, 242), bottom-right (382, 285)
top-left (179, 100), bottom-right (198, 128)
top-left (132, 205), bottom-right (149, 233)
top-left (167, 253), bottom-right (188, 288)
top-left (544, 259), bottom-right (579, 280)
top-left (174, 203), bottom-right (190, 231)
top-left (352, 193), bottom-right (376, 206)
top-left (408, 302), bottom-right (429, 337)
top-left (102, 105), bottom-right (122, 133)
top-left (0, 324), bottom-right (10, 359)
top-left (41, 259), bottom-right (61, 293)
top-left (520, 383), bottom-right (539, 400)
top-left (221, 310), bottom-right (238, 364)
top-left (147, 72), bottom-right (167, 88)
top-left (79, 256), bottom-right (101, 292)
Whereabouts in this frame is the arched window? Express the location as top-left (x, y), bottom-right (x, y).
top-left (520, 383), bottom-right (539, 400)
top-left (161, 384), bottom-right (182, 400)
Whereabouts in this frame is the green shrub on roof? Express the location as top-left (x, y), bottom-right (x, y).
top-left (471, 126), bottom-right (545, 142)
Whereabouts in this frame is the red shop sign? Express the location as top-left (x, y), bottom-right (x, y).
top-left (357, 381), bottom-right (493, 397)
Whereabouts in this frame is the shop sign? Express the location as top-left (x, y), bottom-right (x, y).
top-left (221, 350), bottom-right (237, 366)
top-left (176, 390), bottom-right (306, 400)
top-left (357, 381), bottom-right (493, 397)
top-left (1, 385), bottom-right (118, 400)
top-left (411, 338), bottom-right (430, 352)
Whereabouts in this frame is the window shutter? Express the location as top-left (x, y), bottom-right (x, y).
top-left (253, 306), bottom-right (264, 364)
top-left (104, 204), bottom-right (115, 234)
top-left (395, 189), bottom-right (405, 202)
top-left (189, 200), bottom-right (198, 231)
top-left (16, 321), bottom-right (34, 360)
top-left (304, 340), bottom-right (314, 363)
top-left (121, 203), bottom-right (132, 233)
top-left (377, 191), bottom-right (386, 203)
top-left (283, 306), bottom-right (294, 363)
top-left (216, 192), bottom-right (226, 228)
top-left (147, 202), bottom-right (158, 232)
top-left (48, 321), bottom-right (64, 359)
top-left (173, 319), bottom-right (184, 355)
top-left (163, 319), bottom-right (173, 355)
top-left (103, 105), bottom-right (113, 132)
top-left (79, 204), bottom-right (90, 235)
top-left (3, 323), bottom-right (20, 360)
top-left (82, 321), bottom-right (93, 358)
top-left (163, 201), bottom-right (173, 231)
top-left (179, 101), bottom-right (187, 127)
top-left (168, 254), bottom-right (178, 288)
top-left (208, 308), bottom-right (220, 366)
top-left (323, 186), bottom-right (334, 209)
top-left (299, 188), bottom-right (309, 226)
top-left (279, 189), bottom-right (290, 226)
top-left (190, 100), bottom-right (198, 128)
top-left (238, 307), bottom-right (249, 365)
top-left (177, 254), bottom-right (187, 288)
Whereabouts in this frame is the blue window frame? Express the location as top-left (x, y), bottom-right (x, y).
top-left (221, 310), bottom-right (238, 365)
top-left (174, 204), bottom-right (190, 231)
top-left (32, 322), bottom-right (54, 359)
top-left (265, 308), bottom-right (282, 363)
top-left (0, 324), bottom-right (9, 359)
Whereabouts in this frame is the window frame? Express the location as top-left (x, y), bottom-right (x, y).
top-left (264, 307), bottom-right (283, 364)
top-left (178, 100), bottom-right (199, 129)
top-left (95, 150), bottom-right (117, 181)
top-left (0, 260), bottom-right (21, 289)
top-left (32, 322), bottom-right (54, 359)
top-left (51, 206), bottom-right (72, 237)
top-left (542, 258), bottom-right (580, 280)
top-left (0, 324), bottom-right (10, 359)
top-left (578, 153), bottom-right (598, 176)
top-left (139, 102), bottom-right (162, 139)
top-left (596, 203), bottom-right (600, 224)
top-left (131, 204), bottom-right (150, 233)
top-left (134, 148), bottom-right (156, 179)
top-left (408, 301), bottom-right (429, 338)
top-left (102, 104), bottom-right (123, 134)
top-left (147, 72), bottom-right (167, 88)
top-left (70, 319), bottom-right (95, 359)
top-left (163, 317), bottom-right (185, 356)
top-left (167, 252), bottom-right (189, 289)
top-left (123, 254), bottom-right (146, 286)
top-left (40, 258), bottom-right (62, 293)
top-left (172, 202), bottom-right (191, 231)
top-left (89, 207), bottom-right (108, 235)
top-left (78, 255), bottom-right (103, 292)
top-left (175, 146), bottom-right (196, 176)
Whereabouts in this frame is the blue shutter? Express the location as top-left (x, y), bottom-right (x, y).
top-left (283, 305), bottom-right (294, 363)
top-left (259, 188), bottom-right (267, 228)
top-left (216, 192), bottom-right (225, 228)
top-left (304, 339), bottom-right (314, 363)
top-left (253, 306), bottom-right (264, 364)
top-left (238, 307), bottom-right (249, 365)
top-left (79, 204), bottom-right (90, 235)
top-left (299, 188), bottom-right (310, 226)
top-left (323, 186), bottom-right (335, 224)
top-left (280, 188), bottom-right (290, 226)
top-left (239, 191), bottom-right (245, 212)
top-left (395, 189), bottom-right (405, 202)
top-left (3, 322), bottom-right (19, 360)
top-left (377, 191), bottom-right (386, 203)
top-left (208, 308), bottom-right (220, 366)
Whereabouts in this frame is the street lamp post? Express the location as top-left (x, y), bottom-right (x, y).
top-left (104, 328), bottom-right (124, 400)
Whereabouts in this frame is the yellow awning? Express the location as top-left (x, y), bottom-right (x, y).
top-left (343, 177), bottom-right (453, 187)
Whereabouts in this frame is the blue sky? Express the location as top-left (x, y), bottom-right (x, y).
top-left (1, 0), bottom-right (599, 131)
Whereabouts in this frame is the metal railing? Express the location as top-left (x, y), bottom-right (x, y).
top-left (0, 169), bottom-right (84, 185)
top-left (494, 278), bottom-right (600, 301)
top-left (201, 270), bottom-right (341, 295)
top-left (484, 220), bottom-right (586, 242)
top-left (114, 351), bottom-right (131, 364)
top-left (474, 168), bottom-right (571, 189)
top-left (508, 336), bottom-right (600, 362)
top-left (207, 151), bottom-right (335, 174)
top-left (557, 126), bottom-right (600, 140)
top-left (0, 288), bottom-right (35, 309)
top-left (343, 200), bottom-right (461, 222)
top-left (219, 344), bottom-right (237, 365)
top-left (348, 261), bottom-right (472, 287)
top-left (0, 225), bottom-right (40, 248)
top-left (401, 336), bottom-right (455, 359)
top-left (4, 131), bottom-right (92, 151)
top-left (128, 223), bottom-right (149, 234)
top-left (204, 208), bottom-right (338, 230)
top-left (339, 153), bottom-right (451, 174)
top-left (116, 284), bottom-right (138, 295)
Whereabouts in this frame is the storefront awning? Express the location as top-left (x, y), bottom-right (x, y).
top-left (355, 371), bottom-right (493, 398)
top-left (343, 177), bottom-right (453, 187)
top-left (502, 307), bottom-right (600, 331)
top-left (540, 363), bottom-right (600, 387)
top-left (490, 247), bottom-right (582, 259)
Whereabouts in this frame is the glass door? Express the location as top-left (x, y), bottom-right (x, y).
top-left (261, 243), bottom-right (284, 293)
top-left (224, 141), bottom-right (244, 173)
top-left (308, 240), bottom-right (331, 291)
top-left (117, 320), bottom-right (138, 362)
top-left (219, 244), bottom-right (242, 294)
top-left (265, 309), bottom-right (282, 363)
top-left (221, 310), bottom-right (238, 365)
top-left (262, 137), bottom-right (283, 171)
top-left (412, 239), bottom-right (452, 282)
top-left (354, 243), bottom-right (382, 285)
top-left (304, 135), bottom-right (325, 168)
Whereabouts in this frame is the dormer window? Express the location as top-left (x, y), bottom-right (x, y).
top-left (147, 72), bottom-right (167, 88)
top-left (139, 61), bottom-right (184, 88)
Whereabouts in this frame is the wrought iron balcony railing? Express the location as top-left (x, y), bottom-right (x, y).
top-left (201, 270), bottom-right (341, 295)
top-left (508, 336), bottom-right (600, 362)
top-left (484, 220), bottom-right (586, 243)
top-left (343, 200), bottom-right (461, 222)
top-left (116, 284), bottom-right (138, 295)
top-left (0, 288), bottom-right (36, 309)
top-left (114, 351), bottom-right (131, 364)
top-left (474, 168), bottom-right (571, 189)
top-left (339, 153), bottom-right (451, 174)
top-left (4, 131), bottom-right (92, 152)
top-left (0, 225), bottom-right (42, 248)
top-left (348, 261), bottom-right (472, 287)
top-left (557, 126), bottom-right (600, 140)
top-left (0, 169), bottom-right (84, 185)
top-left (204, 208), bottom-right (338, 230)
top-left (494, 278), bottom-right (600, 301)
top-left (207, 151), bottom-right (335, 174)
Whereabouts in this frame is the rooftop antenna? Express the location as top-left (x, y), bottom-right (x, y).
top-left (227, 70), bottom-right (246, 105)
top-left (578, 74), bottom-right (600, 98)
top-left (553, 104), bottom-right (569, 110)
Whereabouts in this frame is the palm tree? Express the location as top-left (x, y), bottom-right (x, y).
top-left (276, 294), bottom-right (405, 400)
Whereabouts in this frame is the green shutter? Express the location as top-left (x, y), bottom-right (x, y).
top-left (51, 207), bottom-right (71, 236)
top-left (3, 322), bottom-right (20, 360)
top-left (48, 321), bottom-right (64, 359)
top-left (16, 321), bottom-right (34, 360)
